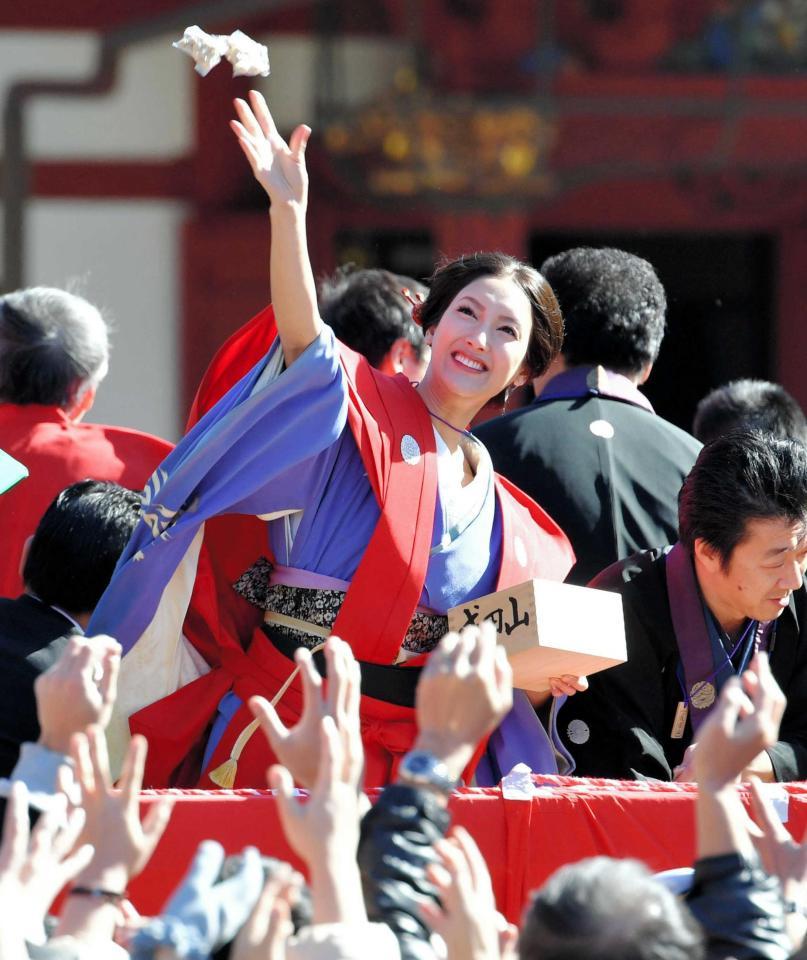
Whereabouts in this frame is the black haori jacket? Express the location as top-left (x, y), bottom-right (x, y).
top-left (557, 547), bottom-right (807, 781)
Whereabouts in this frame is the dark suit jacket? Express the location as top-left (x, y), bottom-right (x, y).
top-left (556, 549), bottom-right (807, 781)
top-left (0, 595), bottom-right (75, 777)
top-left (474, 391), bottom-right (701, 584)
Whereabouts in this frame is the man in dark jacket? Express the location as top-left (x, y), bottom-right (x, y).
top-left (0, 479), bottom-right (140, 776)
top-left (474, 247), bottom-right (701, 585)
top-left (559, 433), bottom-right (807, 782)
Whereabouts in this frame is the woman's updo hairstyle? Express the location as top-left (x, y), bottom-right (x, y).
top-left (416, 251), bottom-right (564, 378)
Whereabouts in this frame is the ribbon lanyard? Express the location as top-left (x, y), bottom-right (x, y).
top-left (671, 617), bottom-right (758, 740)
top-left (676, 616), bottom-right (757, 708)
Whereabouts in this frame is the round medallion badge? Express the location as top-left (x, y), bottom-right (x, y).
top-left (567, 719), bottom-right (590, 745)
top-left (400, 434), bottom-right (421, 465)
top-left (689, 680), bottom-right (716, 709)
top-left (589, 419), bottom-right (615, 439)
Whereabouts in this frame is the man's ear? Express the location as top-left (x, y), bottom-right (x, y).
top-left (65, 382), bottom-right (96, 422)
top-left (693, 537), bottom-right (722, 574)
top-left (19, 534), bottom-right (33, 581)
top-left (387, 337), bottom-right (411, 375)
top-left (637, 362), bottom-right (654, 386)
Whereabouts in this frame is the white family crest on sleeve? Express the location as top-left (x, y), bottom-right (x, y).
top-left (401, 434), bottom-right (421, 465)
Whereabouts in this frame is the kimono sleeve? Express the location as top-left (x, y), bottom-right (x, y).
top-left (88, 325), bottom-right (349, 653)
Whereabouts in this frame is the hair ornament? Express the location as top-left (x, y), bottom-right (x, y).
top-left (401, 287), bottom-right (425, 326)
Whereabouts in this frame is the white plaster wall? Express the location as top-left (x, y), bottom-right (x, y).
top-left (0, 30), bottom-right (191, 158)
top-left (30, 33), bottom-right (192, 159)
top-left (0, 31), bottom-right (97, 157)
top-left (25, 200), bottom-right (186, 443)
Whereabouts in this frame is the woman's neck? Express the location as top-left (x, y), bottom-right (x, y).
top-left (415, 380), bottom-right (479, 452)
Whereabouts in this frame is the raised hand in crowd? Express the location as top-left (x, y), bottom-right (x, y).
top-left (55, 728), bottom-right (173, 945)
top-left (3, 634), bottom-right (123, 815)
top-left (683, 652), bottom-right (794, 960)
top-left (411, 625), bottom-right (515, 957)
top-left (413, 621), bottom-right (514, 789)
top-left (691, 652), bottom-right (785, 862)
top-left (358, 624), bottom-right (514, 960)
top-left (230, 90), bottom-right (319, 366)
top-left (231, 863), bottom-right (298, 960)
top-left (127, 839), bottom-right (265, 960)
top-left (249, 635), bottom-right (364, 793)
top-left (675, 650), bottom-right (786, 784)
top-left (748, 778), bottom-right (807, 951)
top-left (231, 89), bottom-right (310, 209)
top-left (35, 634), bottom-right (121, 754)
top-left (421, 825), bottom-right (517, 960)
top-left (0, 782), bottom-right (93, 957)
top-left (270, 713), bottom-right (367, 927)
top-left (693, 652), bottom-right (786, 795)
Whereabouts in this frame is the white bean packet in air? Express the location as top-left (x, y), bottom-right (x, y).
top-left (173, 25), bottom-right (270, 78)
top-left (226, 29), bottom-right (271, 77)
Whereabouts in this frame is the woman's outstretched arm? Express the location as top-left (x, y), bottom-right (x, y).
top-left (230, 90), bottom-right (321, 367)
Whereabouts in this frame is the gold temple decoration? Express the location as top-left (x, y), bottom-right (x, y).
top-left (321, 71), bottom-right (557, 204)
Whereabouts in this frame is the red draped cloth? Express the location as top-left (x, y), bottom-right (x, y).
top-left (127, 778), bottom-right (807, 923)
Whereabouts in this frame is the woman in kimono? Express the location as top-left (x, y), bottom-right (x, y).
top-left (90, 92), bottom-right (583, 788)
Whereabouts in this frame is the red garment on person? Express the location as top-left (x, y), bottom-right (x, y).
top-left (0, 404), bottom-right (173, 598)
top-left (129, 306), bottom-right (574, 788)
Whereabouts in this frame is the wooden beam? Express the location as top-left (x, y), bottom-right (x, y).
top-left (29, 159), bottom-right (195, 198)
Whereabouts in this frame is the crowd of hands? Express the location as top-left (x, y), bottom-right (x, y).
top-left (2, 623), bottom-right (807, 960)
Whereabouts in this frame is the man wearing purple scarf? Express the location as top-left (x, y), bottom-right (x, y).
top-left (475, 247), bottom-right (701, 586)
top-left (558, 433), bottom-right (807, 782)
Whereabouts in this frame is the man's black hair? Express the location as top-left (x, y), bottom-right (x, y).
top-left (693, 379), bottom-right (807, 446)
top-left (540, 247), bottom-right (666, 376)
top-left (319, 266), bottom-right (428, 369)
top-left (519, 857), bottom-right (704, 960)
top-left (678, 432), bottom-right (807, 567)
top-left (23, 480), bottom-right (140, 613)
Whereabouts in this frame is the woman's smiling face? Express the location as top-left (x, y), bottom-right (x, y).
top-left (422, 274), bottom-right (534, 406)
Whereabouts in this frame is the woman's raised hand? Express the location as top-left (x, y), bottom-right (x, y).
top-left (230, 90), bottom-right (311, 208)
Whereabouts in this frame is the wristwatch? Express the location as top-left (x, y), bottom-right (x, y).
top-left (397, 750), bottom-right (459, 794)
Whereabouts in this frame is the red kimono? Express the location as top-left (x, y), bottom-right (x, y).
top-left (129, 308), bottom-right (575, 788)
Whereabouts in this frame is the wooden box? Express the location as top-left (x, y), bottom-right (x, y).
top-left (447, 578), bottom-right (627, 692)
